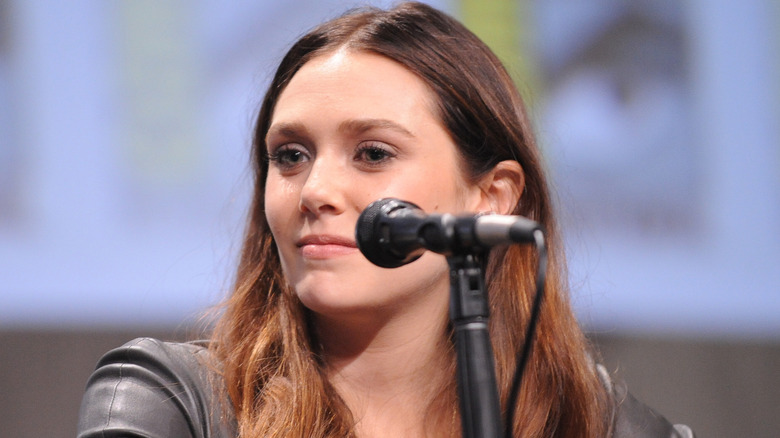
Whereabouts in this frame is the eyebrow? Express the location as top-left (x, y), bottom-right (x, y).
top-left (266, 118), bottom-right (417, 143)
top-left (265, 122), bottom-right (310, 142)
top-left (338, 118), bottom-right (416, 138)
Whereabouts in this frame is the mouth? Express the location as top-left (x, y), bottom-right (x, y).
top-left (296, 234), bottom-right (359, 259)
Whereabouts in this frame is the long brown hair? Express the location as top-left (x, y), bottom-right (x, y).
top-left (210, 2), bottom-right (611, 436)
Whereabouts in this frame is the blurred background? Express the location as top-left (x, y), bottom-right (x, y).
top-left (1, 0), bottom-right (778, 436)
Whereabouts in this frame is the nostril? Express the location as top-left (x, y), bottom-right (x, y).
top-left (297, 158), bottom-right (347, 216)
top-left (299, 180), bottom-right (340, 215)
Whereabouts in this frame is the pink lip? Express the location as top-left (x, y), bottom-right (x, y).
top-left (296, 234), bottom-right (359, 259)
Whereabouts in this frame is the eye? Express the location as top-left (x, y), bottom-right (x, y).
top-left (267, 144), bottom-right (310, 170)
top-left (354, 141), bottom-right (396, 167)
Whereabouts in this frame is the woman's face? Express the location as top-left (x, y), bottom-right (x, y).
top-left (264, 50), bottom-right (484, 324)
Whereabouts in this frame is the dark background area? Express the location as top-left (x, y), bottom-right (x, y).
top-left (2, 329), bottom-right (778, 437)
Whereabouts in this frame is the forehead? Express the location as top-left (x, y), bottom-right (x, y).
top-left (270, 49), bottom-right (439, 129)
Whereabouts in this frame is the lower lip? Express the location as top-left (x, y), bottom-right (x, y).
top-left (300, 244), bottom-right (359, 259)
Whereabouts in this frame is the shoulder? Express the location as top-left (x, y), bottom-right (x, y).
top-left (596, 364), bottom-right (695, 438)
top-left (93, 337), bottom-right (213, 377)
top-left (77, 337), bottom-right (236, 438)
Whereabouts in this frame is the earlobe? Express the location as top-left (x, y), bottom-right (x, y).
top-left (478, 160), bottom-right (524, 215)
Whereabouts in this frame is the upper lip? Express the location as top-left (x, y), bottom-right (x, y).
top-left (296, 234), bottom-right (358, 248)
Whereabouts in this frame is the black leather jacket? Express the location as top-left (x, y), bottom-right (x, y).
top-left (77, 338), bottom-right (694, 437)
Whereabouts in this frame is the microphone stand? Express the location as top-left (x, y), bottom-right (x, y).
top-left (448, 253), bottom-right (502, 438)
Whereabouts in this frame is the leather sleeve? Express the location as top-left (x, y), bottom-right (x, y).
top-left (77, 337), bottom-right (236, 438)
top-left (612, 379), bottom-right (694, 438)
top-left (598, 364), bottom-right (695, 438)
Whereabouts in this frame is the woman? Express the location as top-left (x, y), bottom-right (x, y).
top-left (78, 2), bottom-right (693, 437)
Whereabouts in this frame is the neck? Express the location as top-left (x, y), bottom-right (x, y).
top-left (313, 294), bottom-right (454, 437)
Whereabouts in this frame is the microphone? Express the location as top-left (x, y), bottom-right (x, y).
top-left (356, 198), bottom-right (542, 268)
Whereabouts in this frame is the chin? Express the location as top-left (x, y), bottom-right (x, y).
top-left (297, 296), bottom-right (385, 326)
top-left (295, 281), bottom-right (371, 313)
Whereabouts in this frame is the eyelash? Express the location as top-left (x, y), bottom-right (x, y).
top-left (266, 144), bottom-right (309, 169)
top-left (266, 141), bottom-right (396, 170)
top-left (354, 142), bottom-right (396, 166)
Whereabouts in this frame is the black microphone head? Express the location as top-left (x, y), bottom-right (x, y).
top-left (356, 198), bottom-right (425, 268)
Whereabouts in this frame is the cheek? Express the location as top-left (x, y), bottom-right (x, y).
top-left (399, 167), bottom-right (475, 212)
top-left (264, 176), bottom-right (299, 214)
top-left (264, 185), bottom-right (296, 247)
top-left (263, 187), bottom-right (279, 233)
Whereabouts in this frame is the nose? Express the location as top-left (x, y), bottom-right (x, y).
top-left (298, 155), bottom-right (345, 216)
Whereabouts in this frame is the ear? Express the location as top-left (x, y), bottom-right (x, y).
top-left (474, 160), bottom-right (524, 215)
